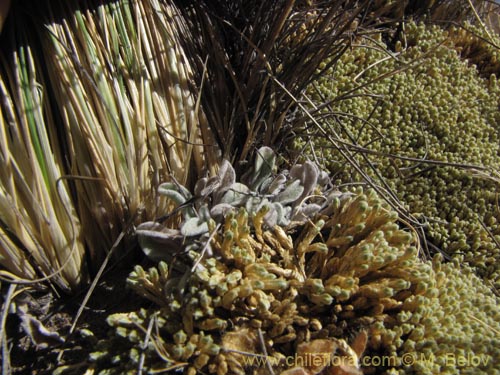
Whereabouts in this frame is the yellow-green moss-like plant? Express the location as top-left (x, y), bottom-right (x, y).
top-left (90, 154), bottom-right (500, 374)
top-left (378, 255), bottom-right (500, 375)
top-left (296, 21), bottom-right (500, 289)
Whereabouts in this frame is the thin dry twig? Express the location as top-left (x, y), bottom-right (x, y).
top-left (138, 313), bottom-right (156, 375)
top-left (57, 212), bottom-right (139, 365)
top-left (257, 327), bottom-right (275, 375)
top-left (0, 284), bottom-right (16, 375)
top-left (269, 73), bottom-right (421, 228)
top-left (68, 214), bottom-right (137, 336)
top-left (320, 140), bottom-right (491, 172)
top-left (468, 313), bottom-right (500, 336)
top-left (466, 0), bottom-right (497, 45)
top-left (191, 223), bottom-right (221, 273)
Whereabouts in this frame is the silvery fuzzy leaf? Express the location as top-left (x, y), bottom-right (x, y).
top-left (195, 176), bottom-right (221, 198)
top-left (210, 203), bottom-right (235, 221)
top-left (267, 174), bottom-right (287, 195)
top-left (198, 204), bottom-right (212, 221)
top-left (274, 202), bottom-right (291, 226)
top-left (217, 159), bottom-right (236, 193)
top-left (177, 182), bottom-right (194, 199)
top-left (284, 205), bottom-right (292, 218)
top-left (181, 217), bottom-right (209, 237)
top-left (264, 205), bottom-right (278, 228)
top-left (275, 180), bottom-right (304, 205)
top-left (289, 163), bottom-right (304, 181)
top-left (290, 161), bottom-right (319, 202)
top-left (136, 221), bottom-right (184, 262)
top-left (158, 182), bottom-right (192, 205)
top-left (318, 170), bottom-right (330, 187)
top-left (201, 176), bottom-right (221, 197)
top-left (248, 146), bottom-right (276, 190)
top-left (245, 196), bottom-right (260, 215)
top-left (254, 146), bottom-right (276, 175)
top-left (302, 203), bottom-right (323, 216)
top-left (258, 176), bottom-right (275, 193)
top-left (220, 182), bottom-right (250, 206)
top-left (290, 161), bottom-right (318, 185)
top-left (301, 161), bottom-right (319, 195)
top-left (194, 177), bottom-right (208, 197)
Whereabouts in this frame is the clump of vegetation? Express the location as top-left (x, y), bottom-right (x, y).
top-left (0, 13), bottom-right (86, 291)
top-left (0, 0), bottom-right (373, 293)
top-left (1, 1), bottom-right (500, 374)
top-left (88, 152), bottom-right (499, 374)
top-left (0, 0), bottom-right (217, 292)
top-left (296, 21), bottom-right (500, 289)
top-left (380, 255), bottom-right (500, 375)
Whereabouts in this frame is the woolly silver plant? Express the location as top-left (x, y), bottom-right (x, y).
top-left (136, 147), bottom-right (342, 266)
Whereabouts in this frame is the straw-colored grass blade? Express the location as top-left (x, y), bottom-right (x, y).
top-left (41, 0), bottom-right (219, 261)
top-left (0, 29), bottom-right (85, 292)
top-left (0, 0), bottom-right (220, 290)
